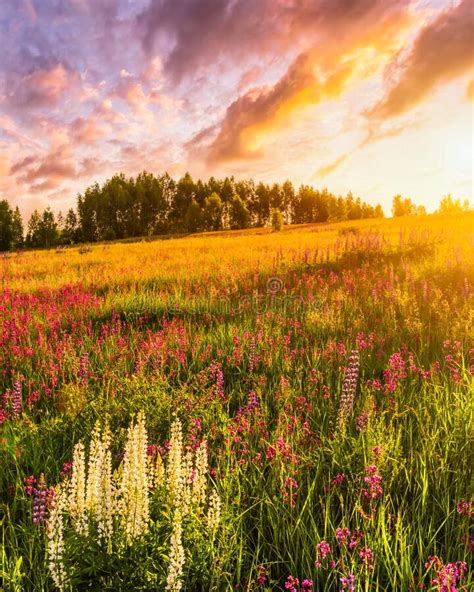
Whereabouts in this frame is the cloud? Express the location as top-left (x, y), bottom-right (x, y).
top-left (110, 77), bottom-right (153, 119)
top-left (316, 154), bottom-right (349, 178)
top-left (5, 63), bottom-right (72, 109)
top-left (314, 119), bottom-right (421, 179)
top-left (71, 117), bottom-right (107, 144)
top-left (196, 2), bottom-right (412, 164)
top-left (136, 0), bottom-right (276, 82)
top-left (10, 155), bottom-right (37, 175)
top-left (12, 145), bottom-right (103, 191)
top-left (466, 79), bottom-right (474, 101)
top-left (0, 152), bottom-right (11, 177)
top-left (368, 0), bottom-right (474, 119)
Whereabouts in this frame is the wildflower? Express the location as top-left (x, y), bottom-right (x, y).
top-left (425, 556), bottom-right (468, 592)
top-left (32, 474), bottom-right (50, 525)
top-left (282, 476), bottom-right (299, 508)
top-left (85, 423), bottom-right (115, 541)
top-left (24, 475), bottom-right (37, 496)
top-left (383, 352), bottom-right (407, 393)
top-left (119, 413), bottom-right (149, 543)
top-left (207, 488), bottom-right (221, 532)
top-left (256, 565), bottom-right (268, 586)
top-left (192, 440), bottom-right (208, 509)
top-left (68, 441), bottom-right (88, 535)
top-left (315, 540), bottom-right (332, 567)
top-left (372, 446), bottom-right (382, 457)
top-left (361, 465), bottom-right (383, 501)
top-left (331, 473), bottom-right (346, 488)
top-left (456, 499), bottom-right (473, 517)
top-left (336, 527), bottom-right (351, 545)
top-left (12, 380), bottom-right (21, 417)
top-left (59, 462), bottom-right (72, 479)
top-left (211, 362), bottom-right (225, 399)
top-left (78, 352), bottom-right (89, 382)
top-left (337, 350), bottom-right (360, 429)
top-left (302, 579), bottom-right (313, 590)
top-left (349, 529), bottom-right (363, 550)
top-left (47, 486), bottom-right (67, 591)
top-left (167, 417), bottom-right (184, 511)
top-left (358, 546), bottom-right (374, 570)
top-left (166, 511), bottom-right (185, 592)
top-left (356, 412), bottom-right (368, 432)
top-left (340, 573), bottom-right (356, 592)
top-left (285, 575), bottom-right (299, 591)
top-left (249, 336), bottom-right (256, 372)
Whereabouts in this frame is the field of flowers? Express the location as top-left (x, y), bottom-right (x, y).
top-left (1, 213), bottom-right (473, 591)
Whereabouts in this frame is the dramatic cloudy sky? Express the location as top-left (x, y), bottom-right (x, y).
top-left (1, 0), bottom-right (473, 216)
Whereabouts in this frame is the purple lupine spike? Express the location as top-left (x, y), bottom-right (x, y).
top-left (337, 350), bottom-right (360, 427)
top-left (12, 381), bottom-right (22, 417)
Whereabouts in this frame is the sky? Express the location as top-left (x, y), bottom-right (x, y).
top-left (0, 0), bottom-right (473, 217)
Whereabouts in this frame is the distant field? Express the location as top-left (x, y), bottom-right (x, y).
top-left (1, 213), bottom-right (473, 591)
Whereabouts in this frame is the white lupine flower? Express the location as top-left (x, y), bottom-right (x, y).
top-left (192, 441), bottom-right (208, 509)
top-left (85, 422), bottom-right (103, 516)
top-left (97, 430), bottom-right (114, 541)
top-left (47, 486), bottom-right (67, 591)
top-left (46, 414), bottom-right (222, 590)
top-left (69, 441), bottom-right (88, 535)
top-left (207, 488), bottom-right (221, 532)
top-left (166, 511), bottom-right (185, 592)
top-left (119, 412), bottom-right (149, 543)
top-left (167, 417), bottom-right (184, 511)
top-left (181, 449), bottom-right (193, 516)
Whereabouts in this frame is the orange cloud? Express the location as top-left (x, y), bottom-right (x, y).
top-left (200, 6), bottom-right (412, 164)
top-left (316, 154), bottom-right (349, 178)
top-left (466, 79), bottom-right (474, 101)
top-left (369, 0), bottom-right (474, 119)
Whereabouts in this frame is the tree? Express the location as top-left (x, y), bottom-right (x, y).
top-left (202, 193), bottom-right (223, 231)
top-left (392, 195), bottom-right (425, 217)
top-left (0, 199), bottom-right (13, 251)
top-left (61, 209), bottom-right (80, 244)
top-left (271, 208), bottom-right (283, 231)
top-left (230, 196), bottom-right (251, 229)
top-left (437, 194), bottom-right (471, 214)
top-left (169, 172), bottom-right (195, 230)
top-left (184, 199), bottom-right (202, 233)
top-left (374, 204), bottom-right (385, 218)
top-left (11, 207), bottom-right (24, 248)
top-left (253, 182), bottom-right (271, 227)
top-left (37, 208), bottom-right (58, 247)
top-left (7, 171), bottom-right (387, 245)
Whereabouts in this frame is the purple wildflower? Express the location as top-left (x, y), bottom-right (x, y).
top-left (338, 350), bottom-right (360, 427)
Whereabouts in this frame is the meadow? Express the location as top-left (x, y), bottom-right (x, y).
top-left (1, 212), bottom-right (473, 591)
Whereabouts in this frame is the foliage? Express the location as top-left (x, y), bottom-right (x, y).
top-left (271, 208), bottom-right (284, 231)
top-left (1, 173), bottom-right (388, 251)
top-left (392, 195), bottom-right (427, 217)
top-left (437, 194), bottom-right (471, 215)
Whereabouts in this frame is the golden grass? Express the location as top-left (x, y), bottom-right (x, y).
top-left (1, 212), bottom-right (473, 293)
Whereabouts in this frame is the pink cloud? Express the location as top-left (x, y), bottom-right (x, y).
top-left (71, 117), bottom-right (107, 144)
top-left (8, 63), bottom-right (72, 108)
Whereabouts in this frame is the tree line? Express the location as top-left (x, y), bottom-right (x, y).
top-left (0, 171), bottom-right (471, 251)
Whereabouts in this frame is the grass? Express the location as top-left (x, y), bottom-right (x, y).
top-left (1, 213), bottom-right (473, 591)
